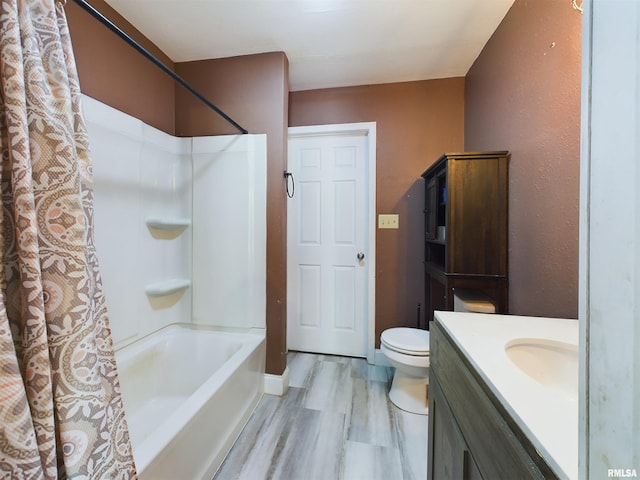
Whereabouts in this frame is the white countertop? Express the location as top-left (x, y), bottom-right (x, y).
top-left (434, 311), bottom-right (578, 480)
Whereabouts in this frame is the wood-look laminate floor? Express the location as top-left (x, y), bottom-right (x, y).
top-left (214, 351), bottom-right (428, 480)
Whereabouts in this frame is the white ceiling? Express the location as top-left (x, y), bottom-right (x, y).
top-left (103, 0), bottom-right (515, 92)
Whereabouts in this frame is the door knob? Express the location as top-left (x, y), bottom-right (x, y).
top-left (357, 252), bottom-right (365, 261)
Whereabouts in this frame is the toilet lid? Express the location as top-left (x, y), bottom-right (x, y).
top-left (381, 327), bottom-right (430, 355)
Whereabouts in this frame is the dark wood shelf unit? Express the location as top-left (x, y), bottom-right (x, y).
top-left (422, 151), bottom-right (510, 324)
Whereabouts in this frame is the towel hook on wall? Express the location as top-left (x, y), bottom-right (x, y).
top-left (284, 171), bottom-right (295, 198)
top-left (571, 0), bottom-right (583, 13)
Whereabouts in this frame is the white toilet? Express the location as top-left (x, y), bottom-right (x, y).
top-left (380, 327), bottom-right (430, 415)
top-left (381, 288), bottom-right (495, 415)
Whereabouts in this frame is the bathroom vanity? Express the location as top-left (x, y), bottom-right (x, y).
top-left (428, 312), bottom-right (578, 480)
top-left (422, 152), bottom-right (509, 323)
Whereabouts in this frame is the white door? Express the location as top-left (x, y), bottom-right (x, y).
top-left (287, 125), bottom-right (373, 358)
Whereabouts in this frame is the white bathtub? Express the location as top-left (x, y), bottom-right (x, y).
top-left (115, 324), bottom-right (265, 480)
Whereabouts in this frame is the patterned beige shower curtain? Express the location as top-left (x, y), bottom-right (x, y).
top-left (0, 0), bottom-right (136, 478)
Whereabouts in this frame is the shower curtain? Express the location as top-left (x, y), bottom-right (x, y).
top-left (0, 0), bottom-right (136, 478)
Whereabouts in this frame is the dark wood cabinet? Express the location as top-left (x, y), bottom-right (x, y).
top-left (428, 320), bottom-right (558, 480)
top-left (425, 175), bottom-right (439, 241)
top-left (429, 377), bottom-right (483, 480)
top-left (422, 151), bottom-right (509, 323)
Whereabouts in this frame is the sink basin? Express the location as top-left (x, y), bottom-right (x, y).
top-left (505, 338), bottom-right (578, 401)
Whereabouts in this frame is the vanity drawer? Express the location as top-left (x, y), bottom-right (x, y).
top-left (430, 321), bottom-right (558, 480)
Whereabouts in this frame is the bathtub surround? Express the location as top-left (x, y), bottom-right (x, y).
top-left (84, 96), bottom-right (267, 347)
top-left (85, 95), bottom-right (192, 346)
top-left (84, 96), bottom-right (268, 476)
top-left (216, 352), bottom-right (428, 480)
top-left (192, 135), bottom-right (266, 330)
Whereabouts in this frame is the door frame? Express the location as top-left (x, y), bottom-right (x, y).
top-left (287, 122), bottom-right (377, 364)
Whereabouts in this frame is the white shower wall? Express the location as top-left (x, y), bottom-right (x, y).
top-left (192, 136), bottom-right (267, 330)
top-left (83, 95), bottom-right (266, 349)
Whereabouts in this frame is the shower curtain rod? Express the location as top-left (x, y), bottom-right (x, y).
top-left (71, 0), bottom-right (249, 135)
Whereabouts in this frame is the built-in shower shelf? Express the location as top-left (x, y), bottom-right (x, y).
top-left (145, 279), bottom-right (191, 297)
top-left (146, 217), bottom-right (191, 239)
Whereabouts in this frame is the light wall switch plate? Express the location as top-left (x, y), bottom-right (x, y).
top-left (378, 214), bottom-right (399, 229)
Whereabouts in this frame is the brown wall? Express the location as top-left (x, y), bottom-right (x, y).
top-left (290, 79), bottom-right (465, 345)
top-left (175, 53), bottom-right (290, 375)
top-left (465, 0), bottom-right (581, 318)
top-left (66, 0), bottom-right (175, 134)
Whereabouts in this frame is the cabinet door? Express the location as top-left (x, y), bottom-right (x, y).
top-left (446, 157), bottom-right (508, 275)
top-left (429, 377), bottom-right (464, 480)
top-left (427, 273), bottom-right (447, 323)
top-left (425, 177), bottom-right (437, 240)
top-left (428, 375), bottom-right (483, 480)
top-left (463, 450), bottom-right (484, 480)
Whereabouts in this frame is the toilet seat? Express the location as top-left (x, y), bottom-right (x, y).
top-left (381, 327), bottom-right (430, 356)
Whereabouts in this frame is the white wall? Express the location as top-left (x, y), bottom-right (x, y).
top-left (83, 95), bottom-right (266, 348)
top-left (580, 1), bottom-right (640, 478)
top-left (192, 135), bottom-right (267, 330)
top-left (85, 96), bottom-right (192, 347)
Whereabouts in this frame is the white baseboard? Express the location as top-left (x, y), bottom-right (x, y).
top-left (264, 366), bottom-right (290, 396)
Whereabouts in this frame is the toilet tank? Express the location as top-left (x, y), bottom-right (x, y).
top-left (453, 288), bottom-right (495, 313)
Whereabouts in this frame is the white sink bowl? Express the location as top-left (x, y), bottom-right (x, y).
top-left (505, 338), bottom-right (578, 401)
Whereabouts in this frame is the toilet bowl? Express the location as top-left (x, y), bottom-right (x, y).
top-left (380, 327), bottom-right (430, 415)
top-left (381, 290), bottom-right (494, 415)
